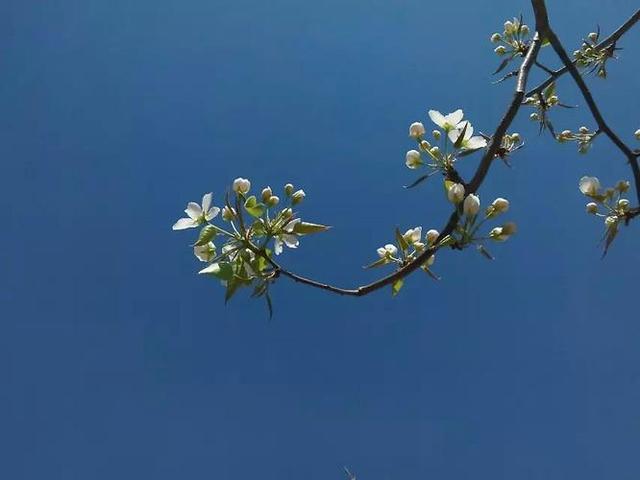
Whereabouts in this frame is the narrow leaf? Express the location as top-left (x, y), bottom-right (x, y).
top-left (453, 122), bottom-right (469, 149)
top-left (395, 227), bottom-right (409, 253)
top-left (391, 278), bottom-right (404, 297)
top-left (292, 221), bottom-right (331, 235)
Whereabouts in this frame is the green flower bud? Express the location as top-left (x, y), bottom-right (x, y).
top-left (491, 33), bottom-right (502, 43)
top-left (495, 45), bottom-right (507, 56)
top-left (291, 189), bottom-right (306, 205)
top-left (585, 202), bottom-right (598, 214)
top-left (284, 183), bottom-right (294, 196)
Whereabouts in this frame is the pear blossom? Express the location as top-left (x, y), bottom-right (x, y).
top-left (232, 177), bottom-right (251, 194)
top-left (586, 202), bottom-right (598, 214)
top-left (274, 219), bottom-right (301, 255)
top-left (409, 122), bottom-right (426, 139)
top-left (425, 229), bottom-right (439, 245)
top-left (291, 189), bottom-right (306, 205)
top-left (447, 121), bottom-right (488, 150)
top-left (172, 193), bottom-right (220, 230)
top-left (492, 197), bottom-right (509, 214)
top-left (579, 176), bottom-right (600, 196)
top-left (428, 109), bottom-right (464, 132)
top-left (463, 194), bottom-right (480, 217)
top-left (377, 244), bottom-right (398, 259)
top-left (405, 150), bottom-right (423, 169)
top-left (447, 183), bottom-right (465, 204)
top-left (403, 226), bottom-right (422, 245)
top-left (194, 242), bottom-right (216, 262)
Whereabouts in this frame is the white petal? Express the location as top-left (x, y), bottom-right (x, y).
top-left (205, 206), bottom-right (220, 221)
top-left (447, 129), bottom-right (460, 144)
top-left (465, 136), bottom-right (488, 149)
top-left (282, 234), bottom-right (299, 248)
top-left (172, 217), bottom-right (197, 230)
top-left (445, 109), bottom-right (464, 126)
top-left (201, 193), bottom-right (213, 212)
top-left (198, 263), bottom-right (219, 274)
top-left (284, 218), bottom-right (301, 233)
top-left (428, 110), bottom-right (446, 127)
top-left (377, 247), bottom-right (387, 258)
top-left (274, 238), bottom-right (283, 255)
top-left (185, 202), bottom-right (202, 220)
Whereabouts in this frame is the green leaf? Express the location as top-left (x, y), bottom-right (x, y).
top-left (200, 262), bottom-right (234, 281)
top-left (292, 221), bottom-right (331, 235)
top-left (542, 81), bottom-right (556, 100)
top-left (395, 227), bottom-right (409, 253)
top-left (192, 225), bottom-right (217, 246)
top-left (244, 196), bottom-right (265, 218)
top-left (265, 290), bottom-right (274, 319)
top-left (453, 121), bottom-right (468, 148)
top-left (224, 277), bottom-right (241, 304)
top-left (391, 278), bottom-right (404, 297)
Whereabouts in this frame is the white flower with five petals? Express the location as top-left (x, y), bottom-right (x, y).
top-left (172, 193), bottom-right (220, 230)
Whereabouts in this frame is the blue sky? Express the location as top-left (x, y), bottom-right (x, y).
top-left (2, 0), bottom-right (640, 478)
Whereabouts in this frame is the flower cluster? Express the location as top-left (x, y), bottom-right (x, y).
top-left (490, 17), bottom-right (532, 74)
top-left (556, 126), bottom-right (597, 154)
top-left (367, 226), bottom-right (441, 294)
top-left (573, 31), bottom-right (617, 78)
top-left (405, 109), bottom-right (487, 187)
top-left (495, 132), bottom-right (524, 166)
top-left (524, 82), bottom-right (572, 135)
top-left (173, 179), bottom-right (329, 313)
top-left (579, 176), bottom-right (633, 254)
top-left (444, 181), bottom-right (516, 258)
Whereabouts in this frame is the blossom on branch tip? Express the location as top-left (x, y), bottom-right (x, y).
top-left (409, 122), bottom-right (426, 139)
top-left (447, 183), bottom-right (465, 204)
top-left (579, 176), bottom-right (600, 197)
top-left (405, 150), bottom-right (423, 169)
top-left (463, 194), bottom-right (480, 217)
top-left (232, 178), bottom-right (251, 194)
top-left (425, 229), bottom-right (439, 245)
top-left (172, 193), bottom-right (220, 230)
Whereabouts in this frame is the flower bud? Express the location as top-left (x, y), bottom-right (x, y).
top-left (605, 215), bottom-right (618, 228)
top-left (425, 229), bottom-right (439, 245)
top-left (405, 149), bottom-right (423, 169)
top-left (463, 194), bottom-right (480, 217)
top-left (495, 45), bottom-right (507, 56)
top-left (232, 177), bottom-right (251, 194)
top-left (291, 189), bottom-right (306, 205)
top-left (447, 183), bottom-right (465, 204)
top-left (267, 195), bottom-right (280, 207)
top-left (489, 197), bottom-right (509, 216)
top-left (634, 129), bottom-right (640, 140)
top-left (409, 122), bottom-right (426, 139)
top-left (618, 199), bottom-right (630, 212)
top-left (579, 126), bottom-right (589, 134)
top-left (377, 244), bottom-right (398, 259)
top-left (585, 202), bottom-right (598, 214)
top-left (430, 146), bottom-right (440, 157)
top-left (588, 32), bottom-right (598, 42)
top-left (284, 183), bottom-right (294, 196)
top-left (547, 95), bottom-right (559, 105)
top-left (504, 21), bottom-right (514, 34)
top-left (221, 205), bottom-right (237, 221)
top-left (282, 207), bottom-right (293, 219)
top-left (491, 33), bottom-right (502, 43)
top-left (529, 112), bottom-right (539, 121)
top-left (616, 180), bottom-right (630, 192)
top-left (432, 130), bottom-right (441, 140)
top-left (597, 69), bottom-right (606, 78)
top-left (261, 186), bottom-right (273, 202)
top-left (419, 140), bottom-right (431, 151)
top-left (520, 24), bottom-right (530, 36)
top-left (501, 222), bottom-right (517, 235)
top-left (403, 226), bottom-right (422, 245)
top-left (578, 176), bottom-right (600, 196)
top-left (510, 132), bottom-right (521, 143)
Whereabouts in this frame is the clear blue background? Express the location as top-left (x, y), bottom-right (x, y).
top-left (2, 0), bottom-right (640, 478)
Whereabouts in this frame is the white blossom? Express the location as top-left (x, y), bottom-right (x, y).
top-left (463, 194), bottom-right (480, 217)
top-left (579, 176), bottom-right (600, 196)
top-left (586, 202), bottom-right (598, 214)
top-left (447, 121), bottom-right (488, 150)
top-left (377, 244), bottom-right (398, 258)
top-left (232, 177), bottom-right (251, 194)
top-left (403, 226), bottom-right (422, 245)
top-left (405, 150), bottom-right (423, 169)
top-left (447, 183), bottom-right (465, 204)
top-left (274, 219), bottom-right (301, 255)
top-left (425, 229), bottom-right (439, 245)
top-left (172, 193), bottom-right (220, 230)
top-left (428, 109), bottom-right (464, 132)
top-left (194, 242), bottom-right (216, 262)
top-left (409, 122), bottom-right (426, 139)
